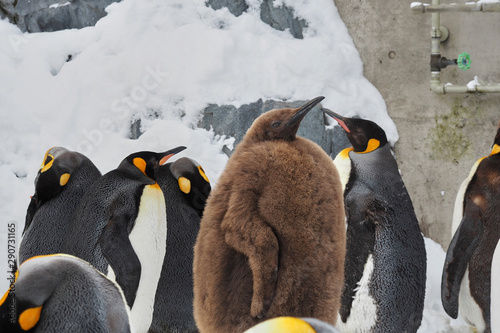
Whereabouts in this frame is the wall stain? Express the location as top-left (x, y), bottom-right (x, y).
top-left (429, 98), bottom-right (482, 162)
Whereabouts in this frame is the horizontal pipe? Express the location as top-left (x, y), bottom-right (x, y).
top-left (431, 72), bottom-right (500, 94)
top-left (412, 2), bottom-right (500, 13)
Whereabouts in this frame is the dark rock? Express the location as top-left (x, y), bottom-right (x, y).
top-left (198, 99), bottom-right (350, 158)
top-left (130, 118), bottom-right (141, 140)
top-left (259, 1), bottom-right (307, 39)
top-left (1, 0), bottom-right (120, 33)
top-left (206, 0), bottom-right (248, 17)
top-left (206, 0), bottom-right (307, 39)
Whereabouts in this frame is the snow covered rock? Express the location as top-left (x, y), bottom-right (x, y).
top-left (207, 0), bottom-right (307, 39)
top-left (0, 0), bottom-right (120, 32)
top-left (206, 0), bottom-right (248, 17)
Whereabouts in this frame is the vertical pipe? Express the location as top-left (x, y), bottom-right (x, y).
top-left (430, 0), bottom-right (442, 93)
top-left (431, 0), bottom-right (441, 55)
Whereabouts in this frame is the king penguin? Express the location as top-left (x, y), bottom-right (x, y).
top-left (243, 316), bottom-right (341, 333)
top-left (442, 122), bottom-right (500, 332)
top-left (149, 157), bottom-right (211, 333)
top-left (62, 146), bottom-right (186, 333)
top-left (20, 147), bottom-right (101, 263)
top-left (0, 254), bottom-right (131, 333)
top-left (193, 97), bottom-right (346, 333)
top-left (324, 109), bottom-right (426, 333)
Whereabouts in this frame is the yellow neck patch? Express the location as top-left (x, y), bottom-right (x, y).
top-left (339, 147), bottom-right (354, 159)
top-left (19, 306), bottom-right (43, 331)
top-left (0, 270), bottom-right (19, 306)
top-left (244, 317), bottom-right (315, 333)
top-left (133, 157), bottom-right (147, 175)
top-left (491, 144), bottom-right (500, 156)
top-left (0, 290), bottom-right (8, 307)
top-left (198, 166), bottom-right (210, 183)
top-left (178, 177), bottom-right (191, 194)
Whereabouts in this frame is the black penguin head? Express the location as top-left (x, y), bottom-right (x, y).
top-left (246, 97), bottom-right (325, 143)
top-left (119, 146), bottom-right (186, 182)
top-left (170, 157), bottom-right (211, 215)
top-left (32, 147), bottom-right (84, 204)
top-left (492, 120), bottom-right (500, 155)
top-left (323, 109), bottom-right (388, 153)
top-left (25, 147), bottom-right (90, 235)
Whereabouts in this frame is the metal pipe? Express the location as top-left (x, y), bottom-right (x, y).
top-left (431, 0), bottom-right (441, 56)
top-left (416, 0), bottom-right (500, 94)
top-left (412, 2), bottom-right (500, 13)
top-left (430, 72), bottom-right (500, 94)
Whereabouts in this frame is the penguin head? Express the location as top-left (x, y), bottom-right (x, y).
top-left (246, 97), bottom-right (325, 143)
top-left (243, 316), bottom-right (339, 333)
top-left (32, 147), bottom-right (84, 205)
top-left (169, 157), bottom-right (211, 215)
top-left (492, 120), bottom-right (500, 155)
top-left (25, 147), bottom-right (91, 235)
top-left (323, 109), bottom-right (388, 153)
top-left (0, 254), bottom-right (130, 332)
top-left (119, 146), bottom-right (186, 182)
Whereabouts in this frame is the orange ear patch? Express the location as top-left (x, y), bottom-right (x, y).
top-left (59, 173), bottom-right (71, 186)
top-left (359, 138), bottom-right (380, 154)
top-left (133, 158), bottom-right (147, 175)
top-left (178, 177), bottom-right (191, 194)
top-left (19, 306), bottom-right (43, 331)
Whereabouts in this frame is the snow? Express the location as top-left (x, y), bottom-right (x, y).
top-left (0, 0), bottom-right (468, 331)
top-left (49, 2), bottom-right (71, 9)
top-left (467, 75), bottom-right (482, 90)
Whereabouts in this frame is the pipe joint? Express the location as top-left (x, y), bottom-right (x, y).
top-left (430, 54), bottom-right (457, 72)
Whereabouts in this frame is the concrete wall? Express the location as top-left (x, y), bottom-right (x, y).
top-left (334, 0), bottom-right (500, 248)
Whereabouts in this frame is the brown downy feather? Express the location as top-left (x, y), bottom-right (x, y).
top-left (193, 98), bottom-right (346, 333)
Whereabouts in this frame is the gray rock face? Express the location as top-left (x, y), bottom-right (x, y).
top-left (1, 0), bottom-right (120, 33)
top-left (198, 99), bottom-right (350, 158)
top-left (206, 0), bottom-right (248, 17)
top-left (207, 0), bottom-right (307, 39)
top-left (259, 1), bottom-right (307, 39)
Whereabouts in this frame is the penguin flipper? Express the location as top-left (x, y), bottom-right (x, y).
top-left (340, 193), bottom-right (380, 322)
top-left (23, 195), bottom-right (39, 235)
top-left (221, 191), bottom-right (279, 319)
top-left (99, 215), bottom-right (141, 308)
top-left (441, 200), bottom-right (482, 319)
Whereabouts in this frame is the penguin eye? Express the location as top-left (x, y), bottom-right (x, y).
top-left (271, 121), bottom-right (281, 128)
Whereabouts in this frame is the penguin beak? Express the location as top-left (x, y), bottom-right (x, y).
top-left (159, 146), bottom-right (187, 165)
top-left (323, 108), bottom-right (351, 133)
top-left (285, 96), bottom-right (325, 128)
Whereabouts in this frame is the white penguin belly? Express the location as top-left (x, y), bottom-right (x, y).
top-left (333, 150), bottom-right (351, 192)
top-left (459, 267), bottom-right (485, 332)
top-left (491, 242), bottom-right (500, 332)
top-left (336, 255), bottom-right (377, 333)
top-left (127, 184), bottom-right (167, 333)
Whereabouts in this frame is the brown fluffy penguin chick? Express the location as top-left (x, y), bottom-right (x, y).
top-left (193, 97), bottom-right (346, 333)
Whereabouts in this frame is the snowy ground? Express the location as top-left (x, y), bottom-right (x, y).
top-left (0, 0), bottom-right (472, 331)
